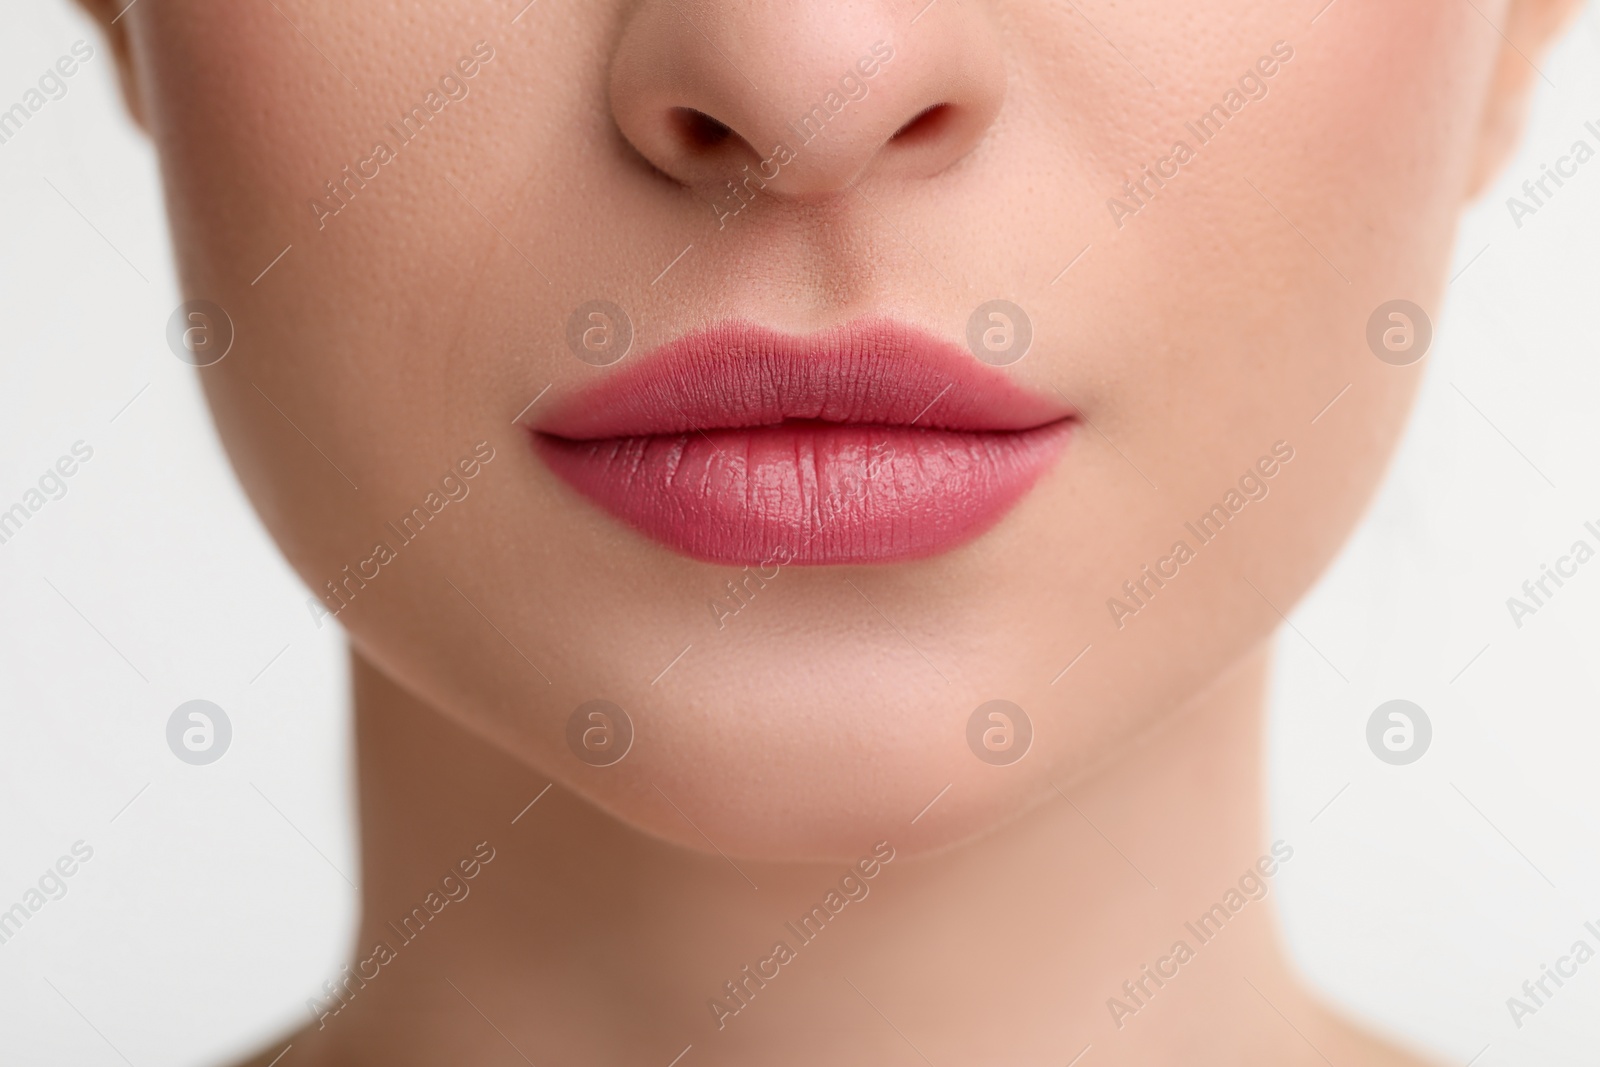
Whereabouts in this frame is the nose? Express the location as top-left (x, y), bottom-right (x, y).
top-left (607, 2), bottom-right (1006, 199)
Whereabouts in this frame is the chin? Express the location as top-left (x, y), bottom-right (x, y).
top-left (541, 677), bottom-right (1052, 864)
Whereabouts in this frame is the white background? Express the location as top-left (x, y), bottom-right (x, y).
top-left (2, 3), bottom-right (1599, 1065)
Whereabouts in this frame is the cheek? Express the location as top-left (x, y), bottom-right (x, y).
top-left (1052, 0), bottom-right (1487, 536)
top-left (127, 0), bottom-right (1503, 862)
top-left (929, 0), bottom-right (1490, 825)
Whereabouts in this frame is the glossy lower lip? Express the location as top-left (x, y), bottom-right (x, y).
top-left (530, 319), bottom-right (1073, 565)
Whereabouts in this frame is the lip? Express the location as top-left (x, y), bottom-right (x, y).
top-left (529, 319), bottom-right (1074, 565)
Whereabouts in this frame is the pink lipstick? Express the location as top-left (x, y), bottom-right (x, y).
top-left (529, 319), bottom-right (1073, 565)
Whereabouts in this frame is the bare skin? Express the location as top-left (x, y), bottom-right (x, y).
top-left (66, 0), bottom-right (1583, 1062)
top-left (233, 643), bottom-right (1432, 1067)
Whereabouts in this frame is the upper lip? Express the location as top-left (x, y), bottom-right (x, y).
top-left (531, 318), bottom-right (1074, 439)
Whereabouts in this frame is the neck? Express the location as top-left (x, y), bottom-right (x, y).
top-left (296, 642), bottom-right (1372, 1066)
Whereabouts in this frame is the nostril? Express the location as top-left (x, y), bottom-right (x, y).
top-left (672, 107), bottom-right (734, 151)
top-left (891, 104), bottom-right (955, 145)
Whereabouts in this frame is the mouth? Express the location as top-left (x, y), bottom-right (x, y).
top-left (528, 318), bottom-right (1074, 565)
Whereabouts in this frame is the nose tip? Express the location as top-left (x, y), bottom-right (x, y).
top-left (608, 5), bottom-right (1005, 199)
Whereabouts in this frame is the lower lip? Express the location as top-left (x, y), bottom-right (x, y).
top-left (534, 420), bottom-right (1071, 565)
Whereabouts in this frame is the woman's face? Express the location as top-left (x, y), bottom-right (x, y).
top-left (114, 0), bottom-right (1518, 859)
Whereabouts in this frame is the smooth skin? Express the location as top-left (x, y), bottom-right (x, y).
top-left (75, 0), bottom-right (1580, 1063)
